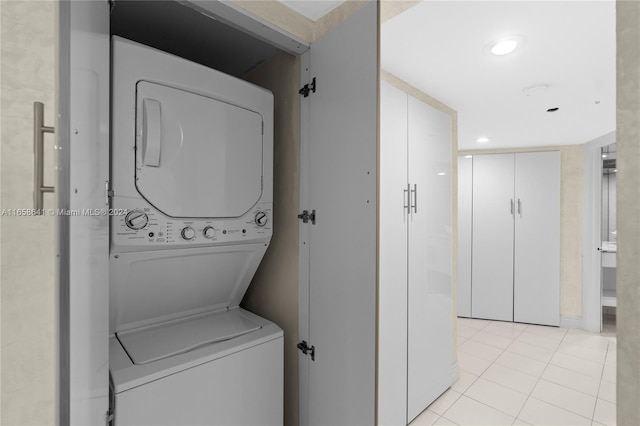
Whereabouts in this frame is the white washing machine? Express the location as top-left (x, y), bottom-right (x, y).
top-left (109, 37), bottom-right (283, 425)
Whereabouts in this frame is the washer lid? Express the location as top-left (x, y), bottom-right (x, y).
top-left (135, 81), bottom-right (264, 218)
top-left (117, 309), bottom-right (262, 365)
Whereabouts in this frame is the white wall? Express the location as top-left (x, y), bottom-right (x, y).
top-left (1, 1), bottom-right (57, 424)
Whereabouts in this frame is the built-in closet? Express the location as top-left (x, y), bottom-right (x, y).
top-left (459, 151), bottom-right (560, 326)
top-left (379, 80), bottom-right (453, 425)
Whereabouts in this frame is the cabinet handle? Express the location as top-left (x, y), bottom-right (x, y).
top-left (518, 198), bottom-right (522, 216)
top-left (411, 184), bottom-right (417, 213)
top-left (510, 199), bottom-right (514, 215)
top-left (33, 102), bottom-right (55, 214)
top-left (403, 184), bottom-right (410, 213)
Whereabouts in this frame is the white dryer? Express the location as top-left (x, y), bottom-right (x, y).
top-left (109, 37), bottom-right (282, 425)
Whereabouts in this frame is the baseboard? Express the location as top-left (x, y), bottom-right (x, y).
top-left (560, 316), bottom-right (583, 329)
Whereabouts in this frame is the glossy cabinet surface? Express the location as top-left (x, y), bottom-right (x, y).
top-left (379, 81), bottom-right (453, 425)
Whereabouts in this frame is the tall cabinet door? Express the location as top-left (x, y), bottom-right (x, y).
top-left (514, 152), bottom-right (560, 326)
top-left (472, 154), bottom-right (515, 321)
top-left (59, 1), bottom-right (111, 424)
top-left (407, 96), bottom-right (453, 421)
top-left (457, 156), bottom-right (473, 317)
top-left (301, 3), bottom-right (378, 425)
top-left (378, 82), bottom-right (409, 426)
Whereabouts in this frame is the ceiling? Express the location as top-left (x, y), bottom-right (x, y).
top-left (382, 1), bottom-right (616, 151)
top-left (277, 1), bottom-right (616, 151)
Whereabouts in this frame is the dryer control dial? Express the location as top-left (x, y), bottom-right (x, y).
top-left (125, 210), bottom-right (149, 230)
top-left (181, 226), bottom-right (196, 240)
top-left (254, 211), bottom-right (268, 227)
top-left (203, 226), bottom-right (216, 239)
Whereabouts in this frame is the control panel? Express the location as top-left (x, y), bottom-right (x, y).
top-left (111, 198), bottom-right (272, 252)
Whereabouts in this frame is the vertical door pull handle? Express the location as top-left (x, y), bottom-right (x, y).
top-left (403, 184), bottom-right (410, 213)
top-left (411, 184), bottom-right (417, 213)
top-left (517, 198), bottom-right (522, 215)
top-left (510, 199), bottom-right (514, 215)
top-left (33, 102), bottom-right (55, 214)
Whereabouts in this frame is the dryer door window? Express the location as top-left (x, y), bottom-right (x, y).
top-left (134, 81), bottom-right (264, 218)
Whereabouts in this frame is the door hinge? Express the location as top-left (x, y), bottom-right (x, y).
top-left (105, 409), bottom-right (114, 426)
top-left (105, 181), bottom-right (114, 206)
top-left (299, 77), bottom-right (316, 98)
top-left (297, 209), bottom-right (316, 224)
top-left (297, 340), bottom-right (315, 361)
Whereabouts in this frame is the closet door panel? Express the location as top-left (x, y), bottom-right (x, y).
top-left (458, 155), bottom-right (473, 317)
top-left (407, 96), bottom-right (452, 421)
top-left (514, 151), bottom-right (560, 326)
top-left (472, 154), bottom-right (515, 321)
top-left (378, 81), bottom-right (408, 426)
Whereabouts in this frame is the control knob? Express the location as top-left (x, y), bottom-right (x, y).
top-left (203, 226), bottom-right (216, 239)
top-left (125, 210), bottom-right (148, 230)
top-left (181, 226), bottom-right (196, 240)
top-left (254, 211), bottom-right (268, 227)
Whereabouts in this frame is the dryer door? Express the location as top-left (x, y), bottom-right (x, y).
top-left (134, 81), bottom-right (264, 218)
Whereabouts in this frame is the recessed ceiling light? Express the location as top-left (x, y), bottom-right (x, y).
top-left (476, 137), bottom-right (490, 143)
top-left (464, 155), bottom-right (473, 159)
top-left (614, 169), bottom-right (618, 172)
top-left (484, 36), bottom-right (525, 57)
top-left (602, 154), bottom-right (608, 158)
top-left (491, 39), bottom-right (518, 55)
top-left (437, 172), bottom-right (446, 176)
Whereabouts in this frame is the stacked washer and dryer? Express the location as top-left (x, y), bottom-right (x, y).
top-left (109, 37), bottom-right (283, 425)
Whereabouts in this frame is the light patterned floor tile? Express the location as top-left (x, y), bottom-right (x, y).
top-left (602, 362), bottom-right (615, 384)
top-left (458, 351), bottom-right (492, 376)
top-left (598, 379), bottom-right (615, 403)
top-left (531, 379), bottom-right (597, 419)
top-left (458, 324), bottom-right (481, 340)
top-left (507, 340), bottom-right (555, 363)
top-left (541, 364), bottom-right (601, 396)
top-left (512, 419), bottom-right (532, 425)
top-left (549, 352), bottom-right (604, 378)
top-left (556, 342), bottom-right (607, 364)
top-left (519, 397), bottom-right (591, 426)
top-left (593, 398), bottom-right (616, 426)
top-left (524, 324), bottom-right (568, 338)
top-left (481, 363), bottom-right (539, 394)
top-left (470, 330), bottom-right (516, 350)
top-left (443, 395), bottom-right (514, 426)
top-left (433, 417), bottom-right (458, 426)
top-left (484, 322), bottom-right (527, 339)
top-left (458, 317), bottom-right (492, 330)
top-left (464, 378), bottom-right (528, 417)
top-left (459, 340), bottom-right (504, 362)
top-left (410, 408), bottom-right (440, 425)
top-left (427, 389), bottom-right (462, 416)
top-left (562, 333), bottom-right (610, 351)
top-left (451, 369), bottom-right (478, 394)
top-left (516, 331), bottom-right (563, 351)
top-left (495, 351), bottom-right (547, 377)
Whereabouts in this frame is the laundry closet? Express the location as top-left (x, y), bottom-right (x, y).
top-left (58, 1), bottom-right (458, 424)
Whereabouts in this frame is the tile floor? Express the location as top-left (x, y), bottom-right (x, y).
top-left (411, 318), bottom-right (616, 426)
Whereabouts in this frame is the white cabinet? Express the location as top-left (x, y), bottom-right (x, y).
top-left (379, 81), bottom-right (453, 425)
top-left (466, 152), bottom-right (560, 326)
top-left (513, 152), bottom-right (561, 326)
top-left (472, 154), bottom-right (516, 322)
